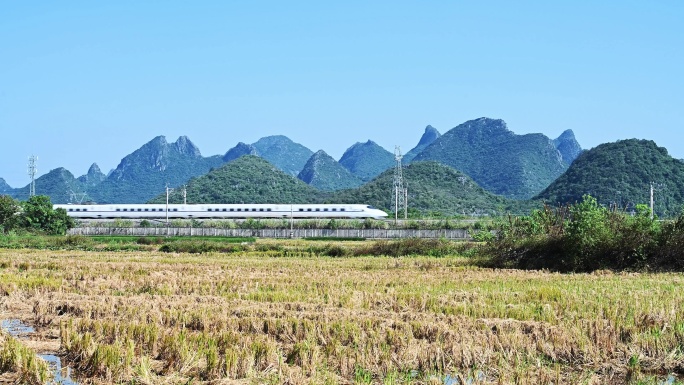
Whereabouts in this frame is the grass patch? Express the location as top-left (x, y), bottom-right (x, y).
top-left (303, 237), bottom-right (366, 241)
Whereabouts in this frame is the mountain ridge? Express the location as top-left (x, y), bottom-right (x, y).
top-left (339, 140), bottom-right (396, 182)
top-left (537, 139), bottom-right (684, 216)
top-left (404, 125), bottom-right (441, 163)
top-left (297, 150), bottom-right (363, 191)
top-left (413, 117), bottom-right (570, 199)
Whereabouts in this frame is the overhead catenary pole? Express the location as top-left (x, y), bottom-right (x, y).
top-left (166, 185), bottom-right (174, 236)
top-left (395, 186), bottom-right (399, 223)
top-left (650, 182), bottom-right (655, 220)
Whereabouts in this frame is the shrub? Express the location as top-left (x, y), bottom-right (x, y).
top-left (484, 196), bottom-right (669, 272)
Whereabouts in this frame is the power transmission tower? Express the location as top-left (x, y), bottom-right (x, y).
top-left (391, 146), bottom-right (407, 222)
top-left (27, 155), bottom-right (37, 197)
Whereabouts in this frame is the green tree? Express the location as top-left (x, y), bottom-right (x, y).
top-left (0, 195), bottom-right (20, 233)
top-left (20, 195), bottom-right (75, 235)
top-left (565, 195), bottom-right (613, 270)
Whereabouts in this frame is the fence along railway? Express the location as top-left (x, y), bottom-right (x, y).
top-left (68, 227), bottom-right (471, 239)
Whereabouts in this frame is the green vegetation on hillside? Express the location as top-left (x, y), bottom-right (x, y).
top-left (553, 129), bottom-right (583, 166)
top-left (537, 139), bottom-right (684, 217)
top-left (149, 157), bottom-right (537, 216)
top-left (91, 136), bottom-right (224, 204)
top-left (338, 140), bottom-right (396, 182)
top-left (332, 161), bottom-right (539, 216)
top-left (150, 155), bottom-right (321, 204)
top-left (10, 168), bottom-right (88, 204)
top-left (297, 150), bottom-right (363, 191)
top-left (413, 118), bottom-right (568, 199)
top-left (403, 125), bottom-right (441, 163)
top-left (251, 135), bottom-right (314, 176)
top-left (77, 163), bottom-right (106, 188)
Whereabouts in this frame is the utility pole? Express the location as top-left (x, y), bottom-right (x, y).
top-left (166, 185), bottom-right (174, 236)
top-left (395, 186), bottom-right (399, 223)
top-left (650, 182), bottom-right (655, 220)
top-left (182, 185), bottom-right (187, 205)
top-left (404, 187), bottom-right (408, 220)
top-left (27, 155), bottom-right (37, 197)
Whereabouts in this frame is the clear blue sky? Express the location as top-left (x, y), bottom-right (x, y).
top-left (1, 1), bottom-right (683, 188)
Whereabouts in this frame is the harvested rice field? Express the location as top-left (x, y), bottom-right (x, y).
top-left (1, 240), bottom-right (683, 384)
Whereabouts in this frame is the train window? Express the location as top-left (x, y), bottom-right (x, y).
top-left (237, 208), bottom-right (241, 212)
top-left (83, 209), bottom-right (88, 212)
top-left (299, 209), bottom-right (304, 212)
top-left (259, 208), bottom-right (264, 212)
top-left (222, 208), bottom-right (227, 212)
top-left (208, 208), bottom-right (212, 212)
top-left (68, 209), bottom-right (73, 212)
top-left (267, 208), bottom-right (271, 212)
top-left (332, 208), bottom-right (336, 211)
top-left (341, 208), bottom-right (345, 211)
top-left (307, 208), bottom-right (312, 212)
top-left (144, 209), bottom-right (149, 212)
top-left (252, 208), bottom-right (257, 212)
top-left (115, 209), bottom-right (120, 212)
top-left (137, 209), bottom-right (142, 212)
top-left (315, 208), bottom-right (320, 212)
top-left (230, 208), bottom-right (234, 212)
top-left (324, 208), bottom-right (328, 211)
top-left (173, 209), bottom-right (178, 212)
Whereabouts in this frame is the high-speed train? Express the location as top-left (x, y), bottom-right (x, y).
top-left (54, 204), bottom-right (389, 220)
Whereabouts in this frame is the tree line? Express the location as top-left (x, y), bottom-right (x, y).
top-left (0, 195), bottom-right (75, 235)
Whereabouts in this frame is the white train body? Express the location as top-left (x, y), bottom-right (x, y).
top-left (54, 204), bottom-right (388, 220)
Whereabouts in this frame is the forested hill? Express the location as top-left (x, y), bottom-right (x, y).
top-left (331, 161), bottom-right (539, 216)
top-left (338, 140), bottom-right (396, 182)
top-left (10, 168), bottom-right (86, 203)
top-left (297, 150), bottom-right (363, 191)
top-left (412, 118), bottom-right (572, 200)
top-left (91, 136), bottom-right (224, 204)
top-left (148, 156), bottom-right (537, 216)
top-left (536, 139), bottom-right (684, 217)
top-left (150, 155), bottom-right (321, 204)
top-left (251, 136), bottom-right (314, 177)
top-left (403, 125), bottom-right (441, 163)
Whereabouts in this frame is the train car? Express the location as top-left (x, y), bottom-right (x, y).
top-left (54, 203), bottom-right (388, 220)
